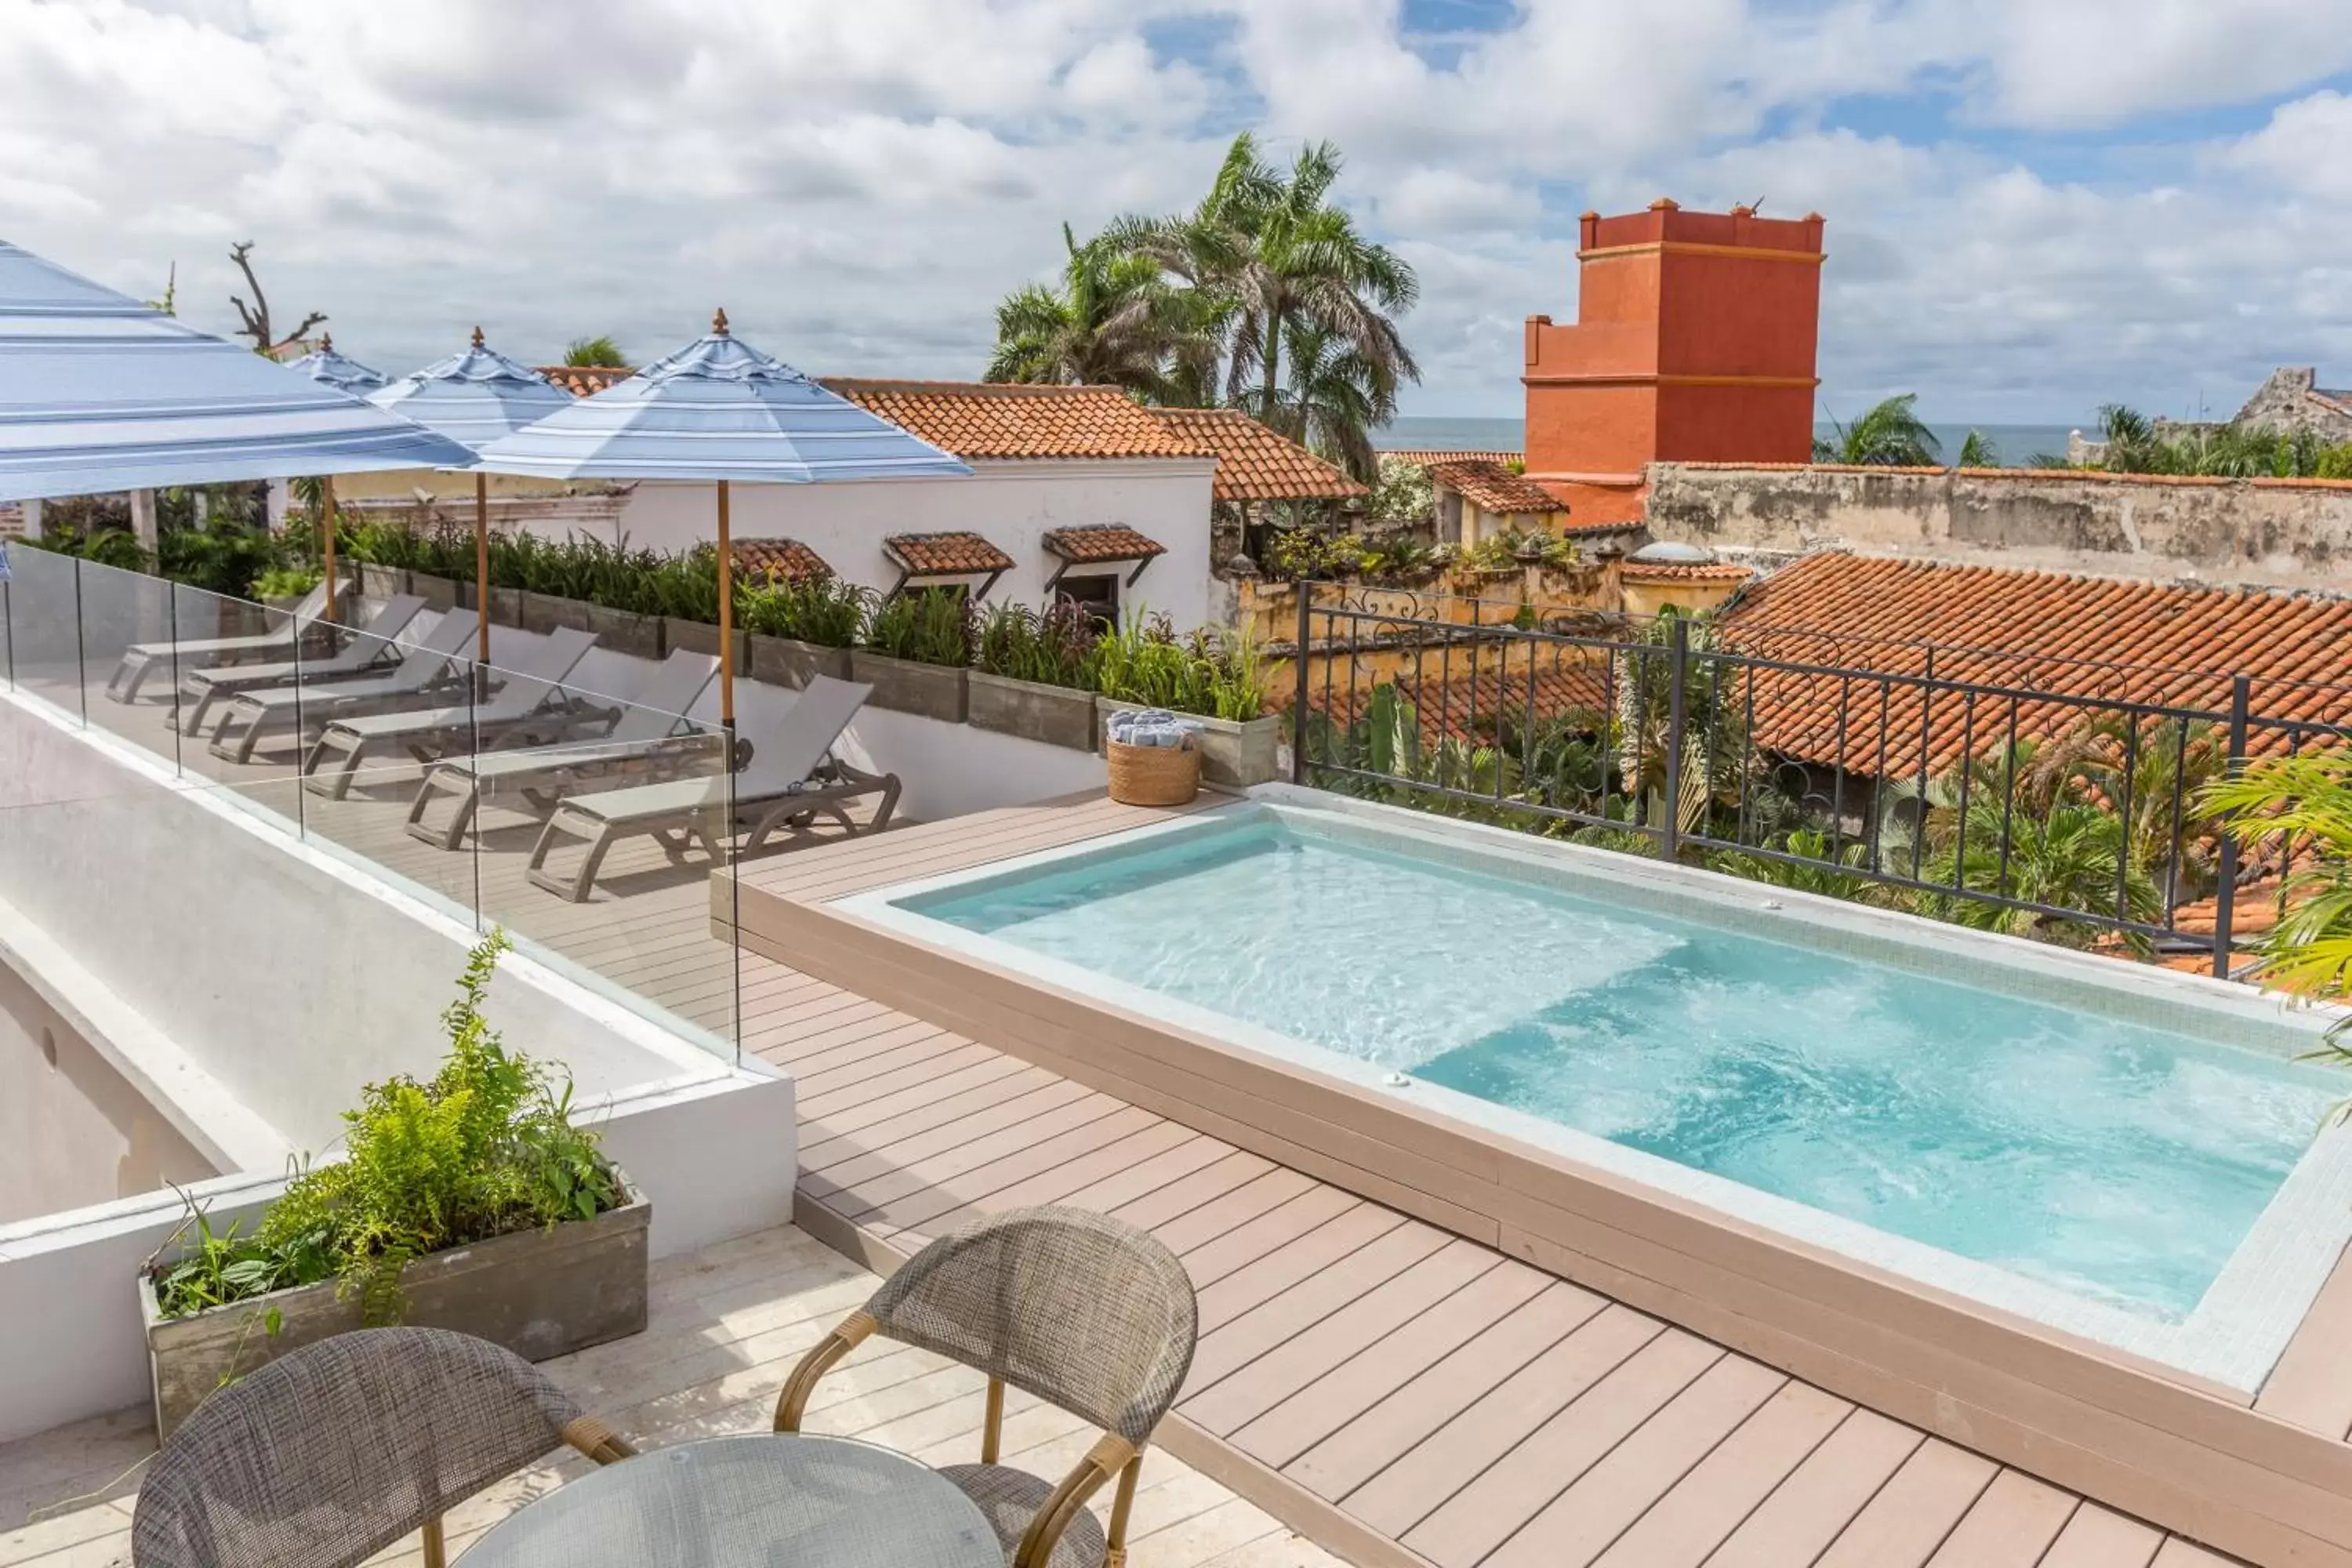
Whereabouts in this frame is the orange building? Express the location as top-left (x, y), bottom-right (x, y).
top-left (1523, 200), bottom-right (1824, 523)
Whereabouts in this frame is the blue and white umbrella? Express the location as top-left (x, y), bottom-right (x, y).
top-left (368, 327), bottom-right (573, 453)
top-left (0, 238), bottom-right (472, 503)
top-left (283, 333), bottom-right (388, 394)
top-left (370, 328), bottom-right (579, 667)
top-left (476, 310), bottom-right (971, 721)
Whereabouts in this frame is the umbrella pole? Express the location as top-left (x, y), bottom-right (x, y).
top-left (320, 474), bottom-right (338, 622)
top-left (716, 478), bottom-right (735, 731)
top-left (474, 470), bottom-right (492, 697)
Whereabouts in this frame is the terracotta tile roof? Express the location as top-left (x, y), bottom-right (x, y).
top-left (1041, 524), bottom-right (1166, 564)
top-left (884, 531), bottom-right (1015, 575)
top-left (1280, 656), bottom-right (1611, 749)
top-left (1426, 459), bottom-right (1568, 515)
top-left (732, 537), bottom-right (833, 584)
top-left (1720, 552), bottom-right (2352, 775)
top-left (1149, 408), bottom-right (1367, 501)
top-left (1620, 561), bottom-right (1755, 584)
top-left (538, 365), bottom-right (632, 397)
top-left (819, 379), bottom-right (1201, 461)
top-left (1380, 448), bottom-right (1523, 466)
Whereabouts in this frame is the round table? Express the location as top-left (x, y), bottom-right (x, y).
top-left (461, 1432), bottom-right (1003, 1568)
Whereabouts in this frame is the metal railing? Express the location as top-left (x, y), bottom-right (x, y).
top-left (1290, 583), bottom-right (2345, 976)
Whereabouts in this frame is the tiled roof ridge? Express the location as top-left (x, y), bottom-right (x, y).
top-left (1425, 457), bottom-right (1568, 514)
top-left (818, 377), bottom-right (1139, 398)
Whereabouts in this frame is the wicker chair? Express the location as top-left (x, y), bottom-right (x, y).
top-left (775, 1207), bottom-right (1197, 1568)
top-left (132, 1327), bottom-right (636, 1568)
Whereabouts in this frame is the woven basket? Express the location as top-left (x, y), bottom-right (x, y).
top-left (1106, 738), bottom-right (1201, 807)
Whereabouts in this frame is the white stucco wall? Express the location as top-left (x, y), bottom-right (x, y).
top-left (578, 459), bottom-right (1220, 631)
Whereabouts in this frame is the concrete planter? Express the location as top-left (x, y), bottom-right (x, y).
top-left (408, 572), bottom-right (459, 612)
top-left (849, 650), bottom-right (968, 722)
top-left (663, 618), bottom-right (749, 673)
top-left (140, 1187), bottom-right (649, 1442)
top-left (457, 580), bottom-right (525, 628)
top-left (519, 590), bottom-right (593, 636)
top-left (969, 670), bottom-right (1095, 751)
top-left (357, 564), bottom-right (406, 601)
top-left (748, 633), bottom-right (852, 690)
top-left (1097, 697), bottom-right (1281, 787)
top-left (585, 603), bottom-right (664, 659)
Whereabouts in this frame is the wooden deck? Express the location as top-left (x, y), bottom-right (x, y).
top-left (0, 1225), bottom-right (1339, 1568)
top-left (4, 665), bottom-right (2325, 1568)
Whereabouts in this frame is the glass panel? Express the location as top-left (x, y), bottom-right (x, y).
top-left (1, 543), bottom-right (89, 721)
top-left (65, 557), bottom-right (181, 763)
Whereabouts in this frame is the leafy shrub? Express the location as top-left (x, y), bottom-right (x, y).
top-left (252, 565), bottom-right (321, 601)
top-left (1093, 612), bottom-right (1267, 720)
top-left (861, 587), bottom-right (974, 666)
top-left (738, 573), bottom-right (868, 647)
top-left (150, 931), bottom-right (621, 1324)
top-left (975, 601), bottom-right (1101, 688)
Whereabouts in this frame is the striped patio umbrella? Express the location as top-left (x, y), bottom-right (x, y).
top-left (372, 328), bottom-right (577, 669)
top-left (284, 333), bottom-right (388, 394)
top-left (474, 310), bottom-right (971, 725)
top-left (0, 238), bottom-right (472, 615)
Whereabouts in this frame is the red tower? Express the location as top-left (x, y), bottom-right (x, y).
top-left (1523, 200), bottom-right (1824, 524)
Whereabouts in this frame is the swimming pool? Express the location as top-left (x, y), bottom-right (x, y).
top-left (847, 793), bottom-right (2352, 1390)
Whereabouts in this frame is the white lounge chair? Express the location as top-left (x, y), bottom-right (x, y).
top-left (105, 577), bottom-right (346, 703)
top-left (403, 649), bottom-right (720, 849)
top-left (205, 611), bottom-right (482, 764)
top-left (524, 674), bottom-right (900, 902)
top-left (171, 594), bottom-right (426, 735)
top-left (299, 627), bottom-right (603, 800)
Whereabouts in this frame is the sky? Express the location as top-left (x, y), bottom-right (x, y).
top-left (5, 0), bottom-right (2352, 426)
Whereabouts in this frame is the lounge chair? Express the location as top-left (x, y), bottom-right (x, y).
top-left (205, 611), bottom-right (482, 764)
top-left (103, 577), bottom-right (344, 704)
top-left (299, 627), bottom-right (602, 800)
top-left (524, 673), bottom-right (900, 902)
top-left (171, 594), bottom-right (426, 735)
top-left (403, 648), bottom-right (720, 849)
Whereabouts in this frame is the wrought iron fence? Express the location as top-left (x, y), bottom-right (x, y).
top-left (1289, 582), bottom-right (2350, 977)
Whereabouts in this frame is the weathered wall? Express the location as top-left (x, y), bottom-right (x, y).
top-left (1644, 463), bottom-right (2352, 591)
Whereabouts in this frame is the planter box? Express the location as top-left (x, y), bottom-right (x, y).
top-left (849, 650), bottom-right (967, 722)
top-left (358, 564), bottom-right (406, 601)
top-left (749, 633), bottom-right (851, 690)
top-left (1096, 698), bottom-right (1282, 787)
top-left (457, 580), bottom-right (524, 628)
top-left (409, 572), bottom-right (459, 612)
top-left (519, 590), bottom-right (593, 636)
top-left (663, 618), bottom-right (749, 673)
top-left (969, 670), bottom-right (1095, 751)
top-left (585, 603), bottom-right (664, 659)
top-left (140, 1189), bottom-right (649, 1443)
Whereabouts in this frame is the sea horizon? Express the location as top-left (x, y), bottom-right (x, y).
top-left (1376, 415), bottom-right (2087, 466)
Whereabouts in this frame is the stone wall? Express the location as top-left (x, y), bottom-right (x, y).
top-left (1643, 462), bottom-right (2352, 591)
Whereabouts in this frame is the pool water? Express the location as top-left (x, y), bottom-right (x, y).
top-left (910, 818), bottom-right (2347, 1322)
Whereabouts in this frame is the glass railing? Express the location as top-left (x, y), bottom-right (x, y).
top-left (0, 544), bottom-right (744, 1065)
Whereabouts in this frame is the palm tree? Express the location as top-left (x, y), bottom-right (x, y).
top-left (1265, 319), bottom-right (1395, 481)
top-left (564, 336), bottom-right (629, 368)
top-left (984, 223), bottom-right (1209, 397)
top-left (1126, 133), bottom-right (1418, 477)
top-left (2201, 753), bottom-right (2352, 1055)
top-left (1813, 394), bottom-right (1940, 466)
top-left (1958, 429), bottom-right (1998, 466)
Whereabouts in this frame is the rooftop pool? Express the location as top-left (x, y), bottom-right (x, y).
top-left (848, 795), bottom-right (2352, 1391)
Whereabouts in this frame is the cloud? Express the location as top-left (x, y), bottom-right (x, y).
top-left (4, 0), bottom-right (2352, 423)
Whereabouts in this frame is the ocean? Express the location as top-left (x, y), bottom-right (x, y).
top-left (1374, 416), bottom-right (2085, 467)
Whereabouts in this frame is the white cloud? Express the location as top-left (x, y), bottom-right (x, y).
top-left (4, 0), bottom-right (2352, 423)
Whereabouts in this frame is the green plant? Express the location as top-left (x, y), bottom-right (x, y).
top-left (738, 573), bottom-right (868, 647)
top-left (150, 932), bottom-right (621, 1324)
top-left (1958, 429), bottom-right (1999, 467)
top-left (975, 601), bottom-right (1101, 688)
top-left (564, 335), bottom-right (629, 368)
top-left (2202, 752), bottom-right (2352, 1053)
top-left (1813, 393), bottom-right (1941, 466)
top-left (1091, 612), bottom-right (1268, 720)
top-left (861, 587), bottom-right (974, 667)
top-left (252, 564), bottom-right (321, 601)
top-left (1367, 456), bottom-right (1436, 527)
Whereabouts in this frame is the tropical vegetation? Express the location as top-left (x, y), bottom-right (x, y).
top-left (563, 335), bottom-right (630, 369)
top-left (2205, 753), bottom-right (2352, 1058)
top-left (1813, 394), bottom-right (1940, 466)
top-left (985, 132), bottom-right (1418, 482)
top-left (150, 932), bottom-right (620, 1326)
top-left (2075, 405), bottom-right (2352, 478)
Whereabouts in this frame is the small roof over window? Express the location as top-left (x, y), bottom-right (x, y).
top-left (884, 530), bottom-right (1015, 597)
top-left (1042, 524), bottom-right (1167, 591)
top-left (732, 536), bottom-right (833, 584)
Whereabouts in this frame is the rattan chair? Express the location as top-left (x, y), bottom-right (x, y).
top-left (775, 1207), bottom-right (1198, 1568)
top-left (132, 1327), bottom-right (636, 1568)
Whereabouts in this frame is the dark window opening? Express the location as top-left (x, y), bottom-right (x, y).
top-left (1054, 572), bottom-right (1120, 626)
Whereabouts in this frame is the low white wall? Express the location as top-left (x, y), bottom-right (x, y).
top-left (591, 459), bottom-right (1220, 632)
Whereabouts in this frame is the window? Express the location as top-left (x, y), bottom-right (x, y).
top-left (1054, 571), bottom-right (1120, 626)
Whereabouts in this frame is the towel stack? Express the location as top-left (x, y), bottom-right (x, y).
top-left (1105, 706), bottom-right (1201, 750)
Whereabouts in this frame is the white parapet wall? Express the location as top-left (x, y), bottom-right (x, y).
top-left (0, 688), bottom-right (796, 1444)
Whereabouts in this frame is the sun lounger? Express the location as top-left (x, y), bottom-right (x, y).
top-left (171, 594), bottom-right (426, 735)
top-left (297, 628), bottom-right (604, 800)
top-left (524, 674), bottom-right (900, 902)
top-left (105, 577), bottom-right (344, 703)
top-left (402, 649), bottom-right (720, 849)
top-left (205, 611), bottom-right (481, 764)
